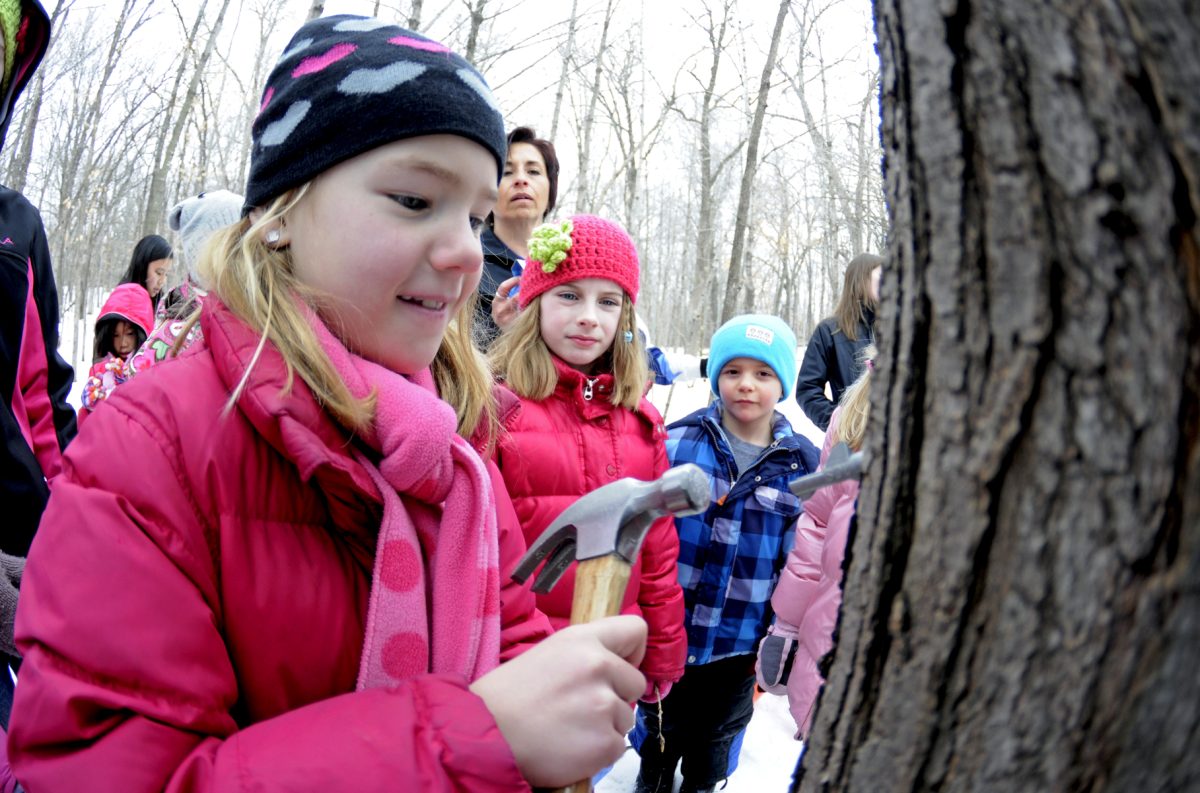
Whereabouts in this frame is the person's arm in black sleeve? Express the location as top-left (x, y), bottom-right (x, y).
top-left (30, 214), bottom-right (76, 450)
top-left (795, 322), bottom-right (835, 432)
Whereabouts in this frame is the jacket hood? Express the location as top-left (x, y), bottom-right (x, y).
top-left (96, 284), bottom-right (154, 336)
top-left (0, 0), bottom-right (49, 151)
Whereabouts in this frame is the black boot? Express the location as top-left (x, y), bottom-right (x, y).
top-left (634, 762), bottom-right (676, 793)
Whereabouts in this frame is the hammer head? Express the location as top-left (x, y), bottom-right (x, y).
top-left (510, 463), bottom-right (710, 594)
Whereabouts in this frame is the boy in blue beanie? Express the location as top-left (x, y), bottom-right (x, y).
top-left (633, 314), bottom-right (819, 793)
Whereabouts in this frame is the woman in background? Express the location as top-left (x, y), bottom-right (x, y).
top-left (794, 253), bottom-right (880, 432)
top-left (118, 234), bottom-right (173, 311)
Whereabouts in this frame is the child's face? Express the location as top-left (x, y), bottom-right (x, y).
top-left (717, 356), bottom-right (783, 429)
top-left (146, 258), bottom-right (172, 298)
top-left (113, 320), bottom-right (138, 358)
top-left (538, 278), bottom-right (624, 374)
top-left (284, 135), bottom-right (497, 374)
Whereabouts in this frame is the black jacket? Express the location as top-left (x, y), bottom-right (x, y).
top-left (473, 227), bottom-right (522, 350)
top-left (0, 0), bottom-right (74, 555)
top-left (795, 312), bottom-right (873, 432)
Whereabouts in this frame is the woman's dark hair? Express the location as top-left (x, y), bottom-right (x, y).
top-left (92, 316), bottom-right (147, 363)
top-left (118, 234), bottom-right (173, 306)
top-left (505, 126), bottom-right (560, 219)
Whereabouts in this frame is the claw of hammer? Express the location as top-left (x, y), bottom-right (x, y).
top-left (510, 463), bottom-right (710, 594)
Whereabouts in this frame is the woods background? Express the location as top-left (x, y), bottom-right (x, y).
top-left (0, 0), bottom-right (885, 366)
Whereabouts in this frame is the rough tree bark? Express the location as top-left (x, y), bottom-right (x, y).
top-left (799, 1), bottom-right (1200, 791)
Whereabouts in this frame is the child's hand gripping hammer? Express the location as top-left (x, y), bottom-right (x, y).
top-left (510, 464), bottom-right (711, 793)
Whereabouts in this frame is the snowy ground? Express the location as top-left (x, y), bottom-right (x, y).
top-left (596, 692), bottom-right (802, 793)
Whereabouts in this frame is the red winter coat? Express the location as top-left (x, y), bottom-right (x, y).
top-left (494, 357), bottom-right (687, 689)
top-left (9, 298), bottom-right (552, 792)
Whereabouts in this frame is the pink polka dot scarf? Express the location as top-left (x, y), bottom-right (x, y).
top-left (305, 306), bottom-right (501, 688)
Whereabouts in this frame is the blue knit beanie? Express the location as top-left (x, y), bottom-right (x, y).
top-left (244, 15), bottom-right (506, 211)
top-left (708, 314), bottom-right (798, 401)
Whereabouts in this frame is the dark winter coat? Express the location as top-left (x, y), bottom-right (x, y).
top-left (0, 193), bottom-right (76, 557)
top-left (494, 357), bottom-right (688, 690)
top-left (9, 298), bottom-right (552, 792)
top-left (0, 1), bottom-right (74, 558)
top-left (473, 227), bottom-right (522, 349)
top-left (794, 311), bottom-right (874, 431)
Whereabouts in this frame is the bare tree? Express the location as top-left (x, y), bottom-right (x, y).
top-left (675, 0), bottom-right (744, 342)
top-left (718, 0), bottom-right (790, 324)
top-left (572, 0), bottom-right (618, 214)
top-left (799, 0), bottom-right (1200, 790)
top-left (548, 0), bottom-right (581, 142)
top-left (140, 0), bottom-right (234, 236)
top-left (306, 1), bottom-right (324, 21)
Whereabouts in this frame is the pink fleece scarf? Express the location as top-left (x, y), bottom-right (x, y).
top-left (306, 309), bottom-right (501, 688)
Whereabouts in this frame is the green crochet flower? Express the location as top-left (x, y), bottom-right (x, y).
top-left (528, 219), bottom-right (574, 273)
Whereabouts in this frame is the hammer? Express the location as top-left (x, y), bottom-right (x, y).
top-left (510, 464), bottom-right (710, 792)
top-left (788, 442), bottom-right (865, 500)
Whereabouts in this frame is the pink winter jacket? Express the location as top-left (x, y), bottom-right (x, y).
top-left (494, 357), bottom-right (687, 690)
top-left (769, 409), bottom-right (860, 738)
top-left (9, 298), bottom-right (552, 792)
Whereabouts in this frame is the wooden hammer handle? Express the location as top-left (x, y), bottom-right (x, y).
top-left (569, 555), bottom-right (633, 625)
top-left (550, 555), bottom-right (634, 793)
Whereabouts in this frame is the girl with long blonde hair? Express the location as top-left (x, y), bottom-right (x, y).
top-left (490, 215), bottom-right (688, 708)
top-left (10, 16), bottom-right (649, 791)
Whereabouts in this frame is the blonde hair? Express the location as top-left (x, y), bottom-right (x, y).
top-left (489, 292), bottom-right (648, 411)
top-left (834, 253), bottom-right (883, 341)
top-left (190, 188), bottom-right (496, 443)
top-left (831, 344), bottom-right (876, 451)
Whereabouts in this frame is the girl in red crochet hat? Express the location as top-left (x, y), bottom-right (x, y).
top-left (489, 214), bottom-right (688, 709)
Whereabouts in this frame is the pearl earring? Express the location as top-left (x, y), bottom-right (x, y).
top-left (265, 229), bottom-right (281, 245)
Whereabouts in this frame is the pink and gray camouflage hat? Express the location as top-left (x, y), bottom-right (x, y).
top-left (244, 15), bottom-right (506, 212)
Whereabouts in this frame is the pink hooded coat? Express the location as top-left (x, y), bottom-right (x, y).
top-left (768, 409), bottom-right (860, 737)
top-left (10, 298), bottom-right (552, 792)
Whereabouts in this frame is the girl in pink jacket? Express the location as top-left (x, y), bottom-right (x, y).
top-left (10, 17), bottom-right (650, 793)
top-left (758, 346), bottom-right (875, 738)
top-left (489, 215), bottom-right (688, 705)
top-left (77, 282), bottom-right (154, 424)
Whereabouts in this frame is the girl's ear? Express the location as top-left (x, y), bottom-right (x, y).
top-left (248, 207), bottom-right (290, 248)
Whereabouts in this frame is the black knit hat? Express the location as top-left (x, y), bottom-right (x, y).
top-left (244, 15), bottom-right (506, 212)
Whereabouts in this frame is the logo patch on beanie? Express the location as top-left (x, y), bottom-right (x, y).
top-left (744, 325), bottom-right (774, 345)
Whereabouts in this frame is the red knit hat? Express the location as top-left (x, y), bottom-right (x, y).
top-left (517, 214), bottom-right (640, 308)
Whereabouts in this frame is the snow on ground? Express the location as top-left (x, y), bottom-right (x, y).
top-left (596, 692), bottom-right (802, 793)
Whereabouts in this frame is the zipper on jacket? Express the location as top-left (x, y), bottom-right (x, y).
top-left (583, 377), bottom-right (597, 401)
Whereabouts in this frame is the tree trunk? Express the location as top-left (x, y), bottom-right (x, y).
top-left (573, 0), bottom-right (616, 214)
top-left (306, 1), bottom-right (324, 21)
top-left (463, 0), bottom-right (486, 64)
top-left (548, 0), bottom-right (580, 143)
top-left (140, 0), bottom-right (233, 236)
top-left (799, 0), bottom-right (1200, 791)
top-left (718, 0), bottom-right (789, 324)
top-left (407, 0), bottom-right (424, 29)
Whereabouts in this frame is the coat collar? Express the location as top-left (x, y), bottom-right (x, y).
top-left (551, 355), bottom-right (618, 419)
top-left (200, 298), bottom-right (379, 503)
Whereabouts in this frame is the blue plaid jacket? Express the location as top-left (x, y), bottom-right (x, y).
top-left (667, 402), bottom-right (820, 665)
